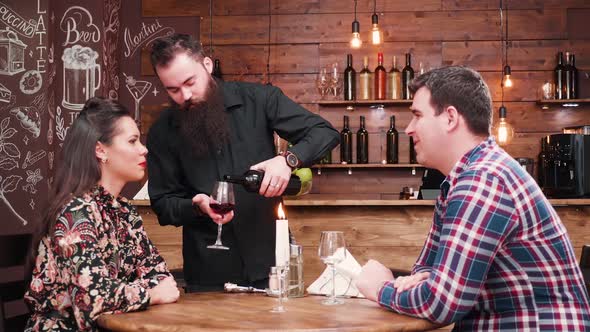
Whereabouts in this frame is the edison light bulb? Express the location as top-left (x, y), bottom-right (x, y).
top-left (504, 74), bottom-right (513, 88)
top-left (493, 117), bottom-right (514, 146)
top-left (350, 32), bottom-right (362, 48)
top-left (371, 25), bottom-right (382, 45)
top-left (370, 13), bottom-right (382, 45)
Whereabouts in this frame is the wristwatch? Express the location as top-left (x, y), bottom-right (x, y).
top-left (282, 151), bottom-right (300, 170)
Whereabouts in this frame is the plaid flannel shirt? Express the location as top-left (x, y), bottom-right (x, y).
top-left (378, 137), bottom-right (590, 331)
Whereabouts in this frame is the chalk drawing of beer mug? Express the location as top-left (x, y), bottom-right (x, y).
top-left (61, 45), bottom-right (101, 110)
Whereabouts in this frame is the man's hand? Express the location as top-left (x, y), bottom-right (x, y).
top-left (192, 193), bottom-right (234, 225)
top-left (148, 276), bottom-right (180, 305)
top-left (393, 272), bottom-right (430, 292)
top-left (354, 259), bottom-right (394, 302)
top-left (250, 155), bottom-right (292, 197)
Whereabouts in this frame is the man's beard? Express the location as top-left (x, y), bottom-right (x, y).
top-left (174, 78), bottom-right (230, 158)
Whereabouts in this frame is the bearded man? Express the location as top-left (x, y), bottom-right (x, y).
top-left (147, 34), bottom-right (339, 292)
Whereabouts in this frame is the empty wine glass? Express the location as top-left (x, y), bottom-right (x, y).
top-left (318, 231), bottom-right (346, 305)
top-left (316, 68), bottom-right (329, 98)
top-left (330, 62), bottom-right (342, 98)
top-left (207, 181), bottom-right (235, 250)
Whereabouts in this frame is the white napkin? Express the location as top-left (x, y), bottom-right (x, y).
top-left (133, 180), bottom-right (150, 200)
top-left (307, 248), bottom-right (365, 298)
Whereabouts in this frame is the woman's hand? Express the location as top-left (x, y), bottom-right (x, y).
top-left (148, 276), bottom-right (180, 305)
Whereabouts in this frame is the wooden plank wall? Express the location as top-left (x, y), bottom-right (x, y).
top-left (137, 2), bottom-right (590, 303)
top-left (141, 0), bottom-right (590, 197)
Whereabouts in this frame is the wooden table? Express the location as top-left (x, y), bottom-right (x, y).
top-left (97, 292), bottom-right (442, 331)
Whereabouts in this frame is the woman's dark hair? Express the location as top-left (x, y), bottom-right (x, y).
top-left (27, 97), bottom-right (131, 276)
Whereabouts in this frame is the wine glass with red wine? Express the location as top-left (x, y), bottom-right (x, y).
top-left (207, 181), bottom-right (235, 250)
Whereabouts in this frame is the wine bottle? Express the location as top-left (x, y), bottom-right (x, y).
top-left (570, 53), bottom-right (578, 99)
top-left (357, 116), bottom-right (369, 164)
top-left (386, 115), bottom-right (399, 164)
top-left (359, 56), bottom-right (373, 100)
top-left (374, 52), bottom-right (386, 100)
top-left (320, 149), bottom-right (332, 164)
top-left (340, 115), bottom-right (353, 164)
top-left (409, 136), bottom-right (417, 163)
top-left (344, 54), bottom-right (356, 101)
top-left (554, 51), bottom-right (565, 100)
top-left (223, 169), bottom-right (311, 196)
top-left (538, 138), bottom-right (546, 187)
top-left (388, 56), bottom-right (402, 100)
top-left (212, 59), bottom-right (223, 80)
top-left (564, 51), bottom-right (573, 99)
top-left (402, 53), bottom-right (414, 100)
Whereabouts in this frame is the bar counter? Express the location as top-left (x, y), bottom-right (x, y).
top-left (132, 196), bottom-right (590, 288)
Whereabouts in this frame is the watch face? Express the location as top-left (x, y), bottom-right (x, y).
top-left (287, 153), bottom-right (298, 167)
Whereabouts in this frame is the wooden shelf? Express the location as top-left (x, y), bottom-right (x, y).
top-left (311, 163), bottom-right (423, 168)
top-left (536, 99), bottom-right (590, 109)
top-left (317, 100), bottom-right (412, 107)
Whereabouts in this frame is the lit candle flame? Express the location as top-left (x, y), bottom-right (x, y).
top-left (277, 203), bottom-right (286, 220)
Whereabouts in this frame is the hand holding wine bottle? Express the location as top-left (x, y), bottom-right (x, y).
top-left (248, 155), bottom-right (293, 197)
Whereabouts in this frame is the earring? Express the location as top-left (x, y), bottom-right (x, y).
top-left (101, 157), bottom-right (108, 163)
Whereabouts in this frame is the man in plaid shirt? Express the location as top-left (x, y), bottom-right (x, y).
top-left (356, 66), bottom-right (590, 331)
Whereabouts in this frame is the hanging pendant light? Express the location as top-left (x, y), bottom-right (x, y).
top-left (502, 0), bottom-right (513, 88)
top-left (503, 65), bottom-right (512, 87)
top-left (370, 0), bottom-right (383, 45)
top-left (350, 0), bottom-right (362, 48)
top-left (494, 0), bottom-right (514, 146)
top-left (493, 105), bottom-right (514, 146)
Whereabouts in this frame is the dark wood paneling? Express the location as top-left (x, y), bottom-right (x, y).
top-left (138, 0), bottom-right (590, 228)
top-left (200, 16), bottom-right (270, 45)
top-left (142, 0), bottom-right (209, 16)
top-left (443, 0), bottom-right (590, 10)
top-left (567, 8), bottom-right (590, 40)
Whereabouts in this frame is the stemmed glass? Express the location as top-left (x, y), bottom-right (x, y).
top-left (329, 62), bottom-right (342, 98)
top-left (316, 68), bottom-right (329, 98)
top-left (207, 181), bottom-right (235, 250)
top-left (318, 231), bottom-right (346, 305)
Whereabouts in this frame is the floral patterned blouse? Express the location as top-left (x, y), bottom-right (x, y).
top-left (25, 186), bottom-right (171, 331)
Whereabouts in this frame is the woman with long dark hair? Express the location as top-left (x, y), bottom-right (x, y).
top-left (25, 97), bottom-right (179, 331)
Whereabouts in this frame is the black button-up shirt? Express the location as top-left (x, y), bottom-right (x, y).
top-left (147, 81), bottom-right (339, 289)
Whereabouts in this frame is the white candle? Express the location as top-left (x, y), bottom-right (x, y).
top-left (275, 203), bottom-right (289, 267)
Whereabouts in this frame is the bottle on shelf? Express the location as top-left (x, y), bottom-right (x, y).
top-left (554, 51), bottom-right (565, 100)
top-left (386, 115), bottom-right (399, 164)
top-left (402, 53), bottom-right (415, 100)
top-left (538, 137), bottom-right (546, 187)
top-left (409, 136), bottom-right (417, 164)
top-left (212, 59), bottom-right (223, 80)
top-left (359, 56), bottom-right (373, 100)
top-left (388, 56), bottom-right (402, 100)
top-left (223, 169), bottom-right (311, 196)
top-left (340, 115), bottom-right (353, 164)
top-left (568, 53), bottom-right (578, 99)
top-left (564, 51), bottom-right (574, 99)
top-left (343, 54), bottom-right (356, 101)
top-left (374, 52), bottom-right (387, 100)
top-left (357, 116), bottom-right (369, 164)
top-left (319, 149), bottom-right (332, 164)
